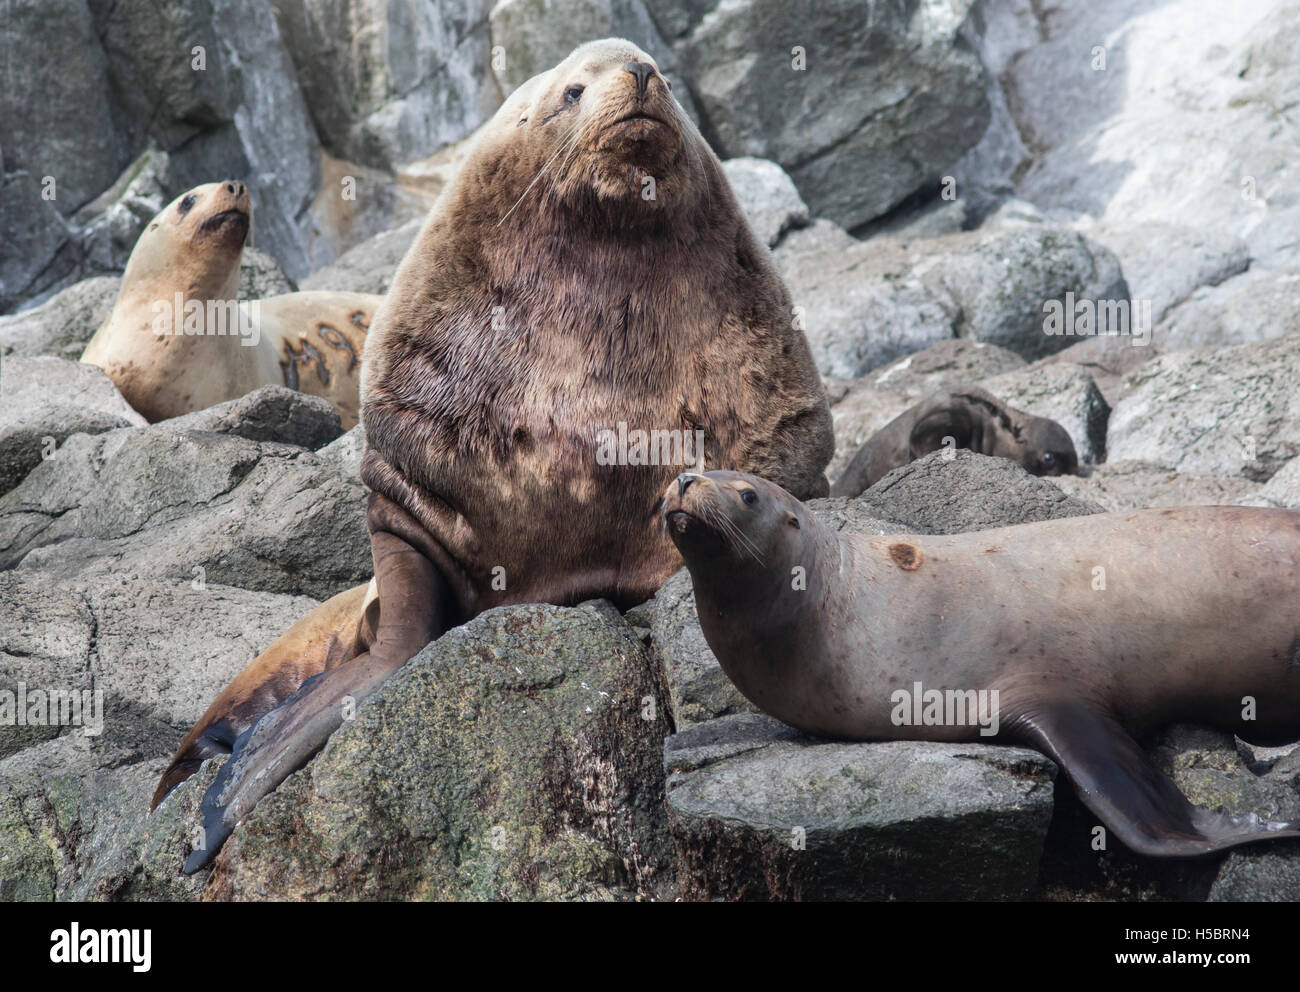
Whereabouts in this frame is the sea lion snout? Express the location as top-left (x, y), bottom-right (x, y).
top-left (624, 60), bottom-right (653, 99)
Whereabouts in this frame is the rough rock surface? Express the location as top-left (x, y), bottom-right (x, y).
top-left (0, 277), bottom-right (120, 360)
top-left (665, 714), bottom-right (1057, 900)
top-left (160, 386), bottom-right (343, 450)
top-left (0, 357), bottom-right (146, 494)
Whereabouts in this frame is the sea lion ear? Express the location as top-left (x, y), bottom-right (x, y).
top-left (786, 511), bottom-right (800, 529)
top-left (909, 402), bottom-right (975, 461)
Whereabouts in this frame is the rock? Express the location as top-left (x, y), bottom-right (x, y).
top-left (720, 158), bottom-right (808, 247)
top-left (781, 224), bottom-right (1127, 378)
top-left (159, 386), bottom-right (343, 450)
top-left (1108, 336), bottom-right (1300, 481)
top-left (0, 277), bottom-right (120, 360)
top-left (0, 427), bottom-right (370, 599)
top-left (200, 601), bottom-right (675, 901)
top-left (864, 339), bottom-right (1027, 396)
top-left (300, 220), bottom-right (422, 296)
top-left (0, 570), bottom-right (317, 747)
top-left (1010, 1), bottom-right (1300, 276)
top-left (71, 146), bottom-right (172, 276)
top-left (0, 168), bottom-right (78, 315)
top-left (673, 0), bottom-right (990, 231)
top-left (665, 713), bottom-right (1056, 900)
top-left (1029, 334), bottom-right (1156, 409)
top-left (1244, 457), bottom-right (1300, 509)
top-left (1053, 461), bottom-right (1261, 513)
top-left (916, 226), bottom-right (1129, 361)
top-left (779, 238), bottom-right (953, 378)
top-left (1209, 847), bottom-right (1300, 902)
top-left (1088, 222), bottom-right (1250, 325)
top-left (976, 362), bottom-right (1110, 465)
top-left (1154, 267), bottom-right (1300, 351)
top-left (0, 357), bottom-right (146, 494)
top-left (857, 450), bottom-right (1103, 534)
top-left (317, 423), bottom-right (367, 479)
top-left (238, 247), bottom-right (296, 300)
top-left (274, 0), bottom-right (498, 171)
top-left (771, 218), bottom-right (857, 263)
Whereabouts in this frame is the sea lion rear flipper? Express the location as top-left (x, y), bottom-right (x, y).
top-left (183, 503), bottom-right (456, 874)
top-left (1010, 697), bottom-right (1300, 857)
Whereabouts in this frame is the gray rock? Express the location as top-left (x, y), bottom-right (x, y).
top-left (1108, 336), bottom-right (1300, 480)
top-left (1054, 461), bottom-right (1261, 513)
top-left (666, 713), bottom-right (1056, 900)
top-left (779, 238), bottom-right (954, 378)
top-left (0, 276), bottom-right (120, 360)
top-left (1244, 457), bottom-right (1300, 509)
top-left (976, 362), bottom-right (1110, 465)
top-left (1088, 222), bottom-right (1250, 325)
top-left (720, 157), bottom-right (808, 248)
top-left (0, 168), bottom-right (78, 315)
top-left (0, 357), bottom-right (146, 494)
top-left (1154, 267), bottom-right (1300, 351)
top-left (1028, 333), bottom-right (1157, 409)
top-left (196, 601), bottom-right (675, 901)
top-left (0, 427), bottom-right (370, 599)
top-left (317, 423), bottom-right (367, 479)
top-left (238, 247), bottom-right (296, 300)
top-left (864, 339), bottom-right (1028, 396)
top-left (300, 220), bottom-right (422, 296)
top-left (1209, 847), bottom-right (1300, 901)
top-left (71, 146), bottom-right (172, 276)
top-left (159, 386), bottom-right (343, 450)
top-left (916, 226), bottom-right (1130, 362)
top-left (770, 218), bottom-right (857, 262)
top-left (1010, 0), bottom-right (1300, 276)
top-left (674, 0), bottom-right (989, 231)
top-left (858, 449), bottom-right (1104, 534)
top-left (274, 0), bottom-right (498, 171)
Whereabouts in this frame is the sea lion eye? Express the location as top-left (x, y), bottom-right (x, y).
top-left (564, 85), bottom-right (584, 105)
top-left (1040, 452), bottom-right (1055, 468)
top-left (741, 490), bottom-right (757, 505)
top-left (178, 194), bottom-right (196, 215)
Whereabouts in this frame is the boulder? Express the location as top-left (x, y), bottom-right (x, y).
top-left (0, 277), bottom-right (121, 360)
top-left (671, 0), bottom-right (990, 231)
top-left (300, 220), bottom-right (422, 297)
top-left (665, 713), bottom-right (1056, 900)
top-left (1053, 461), bottom-right (1262, 513)
top-left (159, 386), bottom-right (343, 450)
top-left (196, 601), bottom-right (675, 901)
top-left (1108, 335), bottom-right (1300, 480)
top-left (720, 157), bottom-right (808, 248)
top-left (0, 427), bottom-right (370, 599)
top-left (1154, 267), bottom-right (1300, 351)
top-left (0, 357), bottom-right (145, 494)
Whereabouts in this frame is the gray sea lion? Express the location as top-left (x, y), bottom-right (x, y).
top-left (80, 181), bottom-right (382, 426)
top-left (155, 39), bottom-right (834, 872)
top-left (831, 386), bottom-right (1080, 497)
top-left (664, 469), bottom-right (1300, 857)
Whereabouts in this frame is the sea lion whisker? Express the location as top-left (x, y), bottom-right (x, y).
top-left (498, 116), bottom-right (594, 226)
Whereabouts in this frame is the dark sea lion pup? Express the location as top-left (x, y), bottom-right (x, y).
top-left (664, 469), bottom-right (1300, 857)
top-left (832, 386), bottom-right (1079, 497)
top-left (155, 38), bottom-right (833, 871)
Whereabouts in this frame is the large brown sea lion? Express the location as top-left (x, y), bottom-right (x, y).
top-left (663, 469), bottom-right (1300, 857)
top-left (80, 181), bottom-right (382, 426)
top-left (155, 39), bottom-right (834, 872)
top-left (831, 386), bottom-right (1081, 497)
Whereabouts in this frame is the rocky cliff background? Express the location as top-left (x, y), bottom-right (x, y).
top-left (1, 0), bottom-right (1299, 901)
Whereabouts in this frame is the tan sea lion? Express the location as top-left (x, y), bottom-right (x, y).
top-left (80, 181), bottom-right (382, 426)
top-left (663, 469), bottom-right (1300, 857)
top-left (831, 386), bottom-right (1081, 497)
top-left (155, 39), bottom-right (834, 872)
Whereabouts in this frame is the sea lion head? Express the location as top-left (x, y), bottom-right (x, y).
top-left (483, 38), bottom-right (701, 227)
top-left (121, 180), bottom-right (250, 300)
top-left (1018, 416), bottom-right (1080, 477)
top-left (662, 470), bottom-right (810, 575)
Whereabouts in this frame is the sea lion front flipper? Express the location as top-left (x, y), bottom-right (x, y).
top-left (1009, 697), bottom-right (1300, 857)
top-left (184, 513), bottom-right (455, 874)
